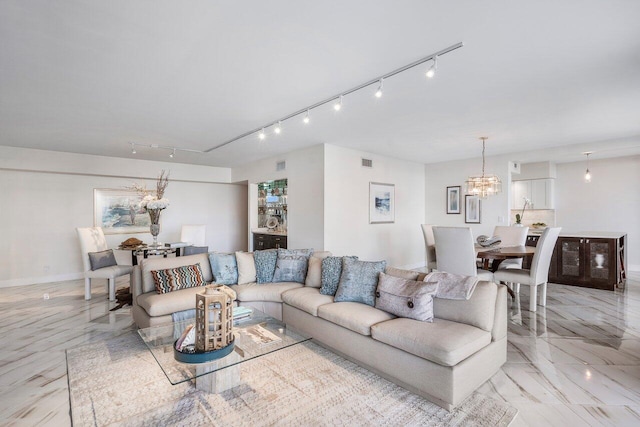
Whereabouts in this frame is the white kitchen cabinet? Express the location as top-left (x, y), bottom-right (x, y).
top-left (512, 178), bottom-right (555, 209)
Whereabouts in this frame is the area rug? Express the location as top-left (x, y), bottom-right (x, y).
top-left (66, 333), bottom-right (517, 426)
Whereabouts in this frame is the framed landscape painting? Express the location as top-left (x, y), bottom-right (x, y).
top-left (446, 186), bottom-right (461, 214)
top-left (465, 195), bottom-right (481, 224)
top-left (94, 189), bottom-right (150, 234)
top-left (369, 182), bottom-right (395, 224)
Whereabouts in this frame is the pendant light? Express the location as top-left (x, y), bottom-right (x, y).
top-left (584, 152), bottom-right (592, 183)
top-left (465, 137), bottom-right (502, 198)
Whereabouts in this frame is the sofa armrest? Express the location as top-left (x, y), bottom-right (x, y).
top-left (491, 284), bottom-right (508, 341)
top-left (131, 265), bottom-right (143, 307)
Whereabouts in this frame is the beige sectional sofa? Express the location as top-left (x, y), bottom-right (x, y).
top-left (130, 251), bottom-right (507, 411)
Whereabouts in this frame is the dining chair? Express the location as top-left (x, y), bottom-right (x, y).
top-left (180, 224), bottom-right (206, 246)
top-left (493, 225), bottom-right (529, 269)
top-left (420, 224), bottom-right (437, 272)
top-left (494, 227), bottom-right (561, 312)
top-left (433, 226), bottom-right (494, 281)
top-left (76, 227), bottom-right (133, 301)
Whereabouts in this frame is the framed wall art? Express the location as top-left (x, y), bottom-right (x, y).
top-left (465, 195), bottom-right (481, 224)
top-left (446, 186), bottom-right (461, 214)
top-left (94, 189), bottom-right (150, 234)
top-left (369, 182), bottom-right (395, 224)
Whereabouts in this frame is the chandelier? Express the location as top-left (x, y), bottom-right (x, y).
top-left (465, 137), bottom-right (502, 198)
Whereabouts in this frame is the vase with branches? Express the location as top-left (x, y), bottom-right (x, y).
top-left (131, 171), bottom-right (170, 246)
top-left (515, 197), bottom-right (530, 226)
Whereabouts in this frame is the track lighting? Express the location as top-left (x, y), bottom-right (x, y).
top-left (334, 95), bottom-right (343, 111)
top-left (258, 128), bottom-right (266, 140)
top-left (584, 152), bottom-right (593, 183)
top-left (130, 142), bottom-right (136, 154)
top-left (126, 142), bottom-right (203, 157)
top-left (169, 148), bottom-right (175, 158)
top-left (303, 109), bottom-right (310, 124)
top-left (426, 56), bottom-right (438, 78)
top-left (375, 78), bottom-right (384, 98)
top-left (274, 121), bottom-right (282, 134)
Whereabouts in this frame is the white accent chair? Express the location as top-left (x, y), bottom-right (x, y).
top-left (421, 224), bottom-right (437, 272)
top-left (76, 227), bottom-right (133, 301)
top-left (493, 226), bottom-right (529, 269)
top-left (494, 227), bottom-right (561, 312)
top-left (433, 226), bottom-right (494, 281)
top-left (180, 224), bottom-right (206, 246)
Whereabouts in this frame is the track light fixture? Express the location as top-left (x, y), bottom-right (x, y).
top-left (258, 128), bottom-right (266, 140)
top-left (303, 109), bottom-right (310, 124)
top-left (375, 78), bottom-right (384, 98)
top-left (426, 56), bottom-right (438, 78)
top-left (583, 152), bottom-right (593, 183)
top-left (169, 148), bottom-right (175, 158)
top-left (130, 142), bottom-right (136, 154)
top-left (334, 95), bottom-right (343, 111)
top-left (128, 142), bottom-right (204, 157)
top-left (274, 121), bottom-right (282, 134)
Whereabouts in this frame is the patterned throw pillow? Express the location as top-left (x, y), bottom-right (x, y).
top-left (88, 249), bottom-right (117, 271)
top-left (208, 252), bottom-right (238, 285)
top-left (151, 263), bottom-right (206, 294)
top-left (334, 258), bottom-right (387, 306)
top-left (254, 249), bottom-right (278, 284)
top-left (272, 248), bottom-right (313, 283)
top-left (320, 256), bottom-right (358, 296)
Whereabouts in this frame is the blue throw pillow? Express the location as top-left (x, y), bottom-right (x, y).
top-left (272, 248), bottom-right (313, 283)
top-left (254, 249), bottom-right (278, 284)
top-left (208, 252), bottom-right (238, 285)
top-left (320, 256), bottom-right (358, 296)
top-left (334, 258), bottom-right (387, 306)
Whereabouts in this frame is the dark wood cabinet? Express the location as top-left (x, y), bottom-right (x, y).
top-left (253, 233), bottom-right (287, 250)
top-left (525, 233), bottom-right (626, 291)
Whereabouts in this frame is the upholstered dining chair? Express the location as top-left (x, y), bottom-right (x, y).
top-left (180, 224), bottom-right (206, 246)
top-left (493, 225), bottom-right (529, 269)
top-left (420, 224), bottom-right (437, 272)
top-left (76, 227), bottom-right (133, 301)
top-left (494, 227), bottom-right (561, 312)
top-left (432, 226), bottom-right (494, 281)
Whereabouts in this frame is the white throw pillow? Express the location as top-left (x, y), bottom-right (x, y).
top-left (235, 251), bottom-right (256, 285)
top-left (305, 251), bottom-right (333, 288)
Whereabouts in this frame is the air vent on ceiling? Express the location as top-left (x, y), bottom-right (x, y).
top-left (362, 158), bottom-right (373, 168)
top-left (276, 161), bottom-right (286, 171)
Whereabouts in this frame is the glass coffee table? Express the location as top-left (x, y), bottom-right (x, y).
top-left (138, 308), bottom-right (310, 393)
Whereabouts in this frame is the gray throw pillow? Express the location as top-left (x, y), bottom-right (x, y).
top-left (88, 249), bottom-right (117, 271)
top-left (254, 249), bottom-right (278, 283)
top-left (272, 248), bottom-right (313, 283)
top-left (320, 256), bottom-right (358, 296)
top-left (334, 258), bottom-right (387, 306)
top-left (208, 252), bottom-right (238, 285)
top-left (375, 273), bottom-right (439, 322)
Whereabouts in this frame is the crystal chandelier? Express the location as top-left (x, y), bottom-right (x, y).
top-left (465, 137), bottom-right (502, 198)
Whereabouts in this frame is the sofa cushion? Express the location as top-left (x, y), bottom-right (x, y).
top-left (304, 251), bottom-right (332, 288)
top-left (141, 253), bottom-right (212, 294)
top-left (432, 281), bottom-right (498, 332)
top-left (88, 249), bottom-right (117, 271)
top-left (231, 282), bottom-right (303, 303)
top-left (320, 256), bottom-right (358, 296)
top-left (371, 318), bottom-right (492, 367)
top-left (151, 264), bottom-right (206, 294)
top-left (317, 302), bottom-right (395, 336)
top-left (236, 251), bottom-right (256, 285)
top-left (254, 249), bottom-right (278, 283)
top-left (384, 266), bottom-right (420, 280)
top-left (208, 252), bottom-right (238, 285)
top-left (334, 258), bottom-right (386, 306)
top-left (281, 287), bottom-right (334, 316)
top-left (272, 248), bottom-right (313, 283)
top-left (137, 286), bottom-right (208, 317)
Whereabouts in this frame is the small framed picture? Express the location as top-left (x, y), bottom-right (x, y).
top-left (465, 195), bottom-right (481, 224)
top-left (369, 182), bottom-right (395, 224)
top-left (446, 186), bottom-right (461, 214)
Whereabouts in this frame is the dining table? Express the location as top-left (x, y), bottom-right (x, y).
top-left (475, 245), bottom-right (537, 272)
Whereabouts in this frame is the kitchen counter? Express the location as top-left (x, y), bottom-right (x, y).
top-left (252, 228), bottom-right (287, 236)
top-left (527, 230), bottom-right (626, 238)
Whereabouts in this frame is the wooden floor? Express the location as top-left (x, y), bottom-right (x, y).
top-left (0, 273), bottom-right (639, 426)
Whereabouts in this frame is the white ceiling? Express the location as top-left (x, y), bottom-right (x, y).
top-left (1, 1), bottom-right (639, 167)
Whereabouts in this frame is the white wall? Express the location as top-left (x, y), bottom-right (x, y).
top-left (231, 144), bottom-right (325, 251)
top-left (555, 155), bottom-right (640, 270)
top-left (424, 154), bottom-right (512, 237)
top-left (324, 145), bottom-right (425, 269)
top-left (0, 146), bottom-right (247, 287)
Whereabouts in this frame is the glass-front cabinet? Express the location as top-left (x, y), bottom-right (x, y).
top-left (257, 179), bottom-right (287, 230)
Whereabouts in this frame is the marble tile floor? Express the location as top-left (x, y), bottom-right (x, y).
top-left (0, 273), bottom-right (638, 426)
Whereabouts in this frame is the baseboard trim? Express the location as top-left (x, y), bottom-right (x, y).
top-left (0, 272), bottom-right (84, 288)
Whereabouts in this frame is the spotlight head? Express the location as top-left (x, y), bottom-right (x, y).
top-left (585, 170), bottom-right (591, 183)
top-left (274, 121), bottom-right (282, 134)
top-left (426, 56), bottom-right (438, 78)
top-left (258, 129), bottom-right (266, 140)
top-left (130, 142), bottom-right (136, 154)
top-left (375, 79), bottom-right (383, 98)
top-left (169, 149), bottom-right (175, 158)
top-left (334, 95), bottom-right (343, 111)
top-left (303, 110), bottom-right (310, 124)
